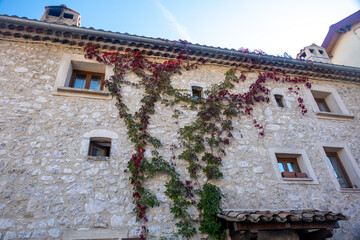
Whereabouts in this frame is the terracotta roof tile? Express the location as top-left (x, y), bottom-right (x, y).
top-left (218, 210), bottom-right (348, 223)
top-left (1, 14), bottom-right (360, 83)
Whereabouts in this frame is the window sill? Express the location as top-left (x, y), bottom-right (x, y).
top-left (340, 188), bottom-right (360, 193)
top-left (315, 111), bottom-right (355, 120)
top-left (54, 87), bottom-right (111, 99)
top-left (280, 177), bottom-right (317, 184)
top-left (282, 177), bottom-right (313, 181)
top-left (87, 156), bottom-right (110, 161)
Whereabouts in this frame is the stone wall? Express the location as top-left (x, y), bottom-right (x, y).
top-left (0, 39), bottom-right (359, 239)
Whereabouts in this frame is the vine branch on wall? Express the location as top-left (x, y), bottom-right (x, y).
top-left (84, 44), bottom-right (311, 239)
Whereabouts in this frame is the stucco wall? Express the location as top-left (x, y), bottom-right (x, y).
top-left (330, 21), bottom-right (360, 68)
top-left (0, 40), bottom-right (360, 239)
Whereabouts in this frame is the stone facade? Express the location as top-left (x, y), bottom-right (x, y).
top-left (0, 37), bottom-right (360, 240)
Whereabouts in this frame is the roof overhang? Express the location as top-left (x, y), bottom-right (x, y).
top-left (218, 210), bottom-right (348, 240)
top-left (1, 14), bottom-right (360, 83)
top-left (321, 10), bottom-right (360, 54)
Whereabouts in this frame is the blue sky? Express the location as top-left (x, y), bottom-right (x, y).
top-left (0, 0), bottom-right (359, 57)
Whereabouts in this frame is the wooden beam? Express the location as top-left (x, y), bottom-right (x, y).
top-left (229, 230), bottom-right (258, 240)
top-left (299, 228), bottom-right (334, 240)
top-left (236, 221), bottom-right (339, 231)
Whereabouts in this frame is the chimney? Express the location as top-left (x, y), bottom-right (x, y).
top-left (296, 44), bottom-right (331, 63)
top-left (40, 4), bottom-right (81, 27)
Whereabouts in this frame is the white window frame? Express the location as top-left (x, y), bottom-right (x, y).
top-left (318, 142), bottom-right (360, 192)
top-left (53, 53), bottom-right (113, 99)
top-left (269, 148), bottom-right (318, 184)
top-left (304, 85), bottom-right (354, 119)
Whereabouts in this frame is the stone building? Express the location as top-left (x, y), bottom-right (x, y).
top-left (0, 6), bottom-right (360, 240)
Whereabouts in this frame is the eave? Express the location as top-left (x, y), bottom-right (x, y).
top-left (321, 10), bottom-right (360, 54)
top-left (1, 14), bottom-right (360, 83)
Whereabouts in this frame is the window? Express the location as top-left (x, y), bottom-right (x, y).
top-left (314, 98), bottom-right (330, 112)
top-left (326, 152), bottom-right (352, 188)
top-left (55, 54), bottom-right (112, 98)
top-left (63, 13), bottom-right (74, 19)
top-left (81, 130), bottom-right (118, 160)
top-left (274, 94), bottom-right (284, 108)
top-left (318, 49), bottom-right (324, 55)
top-left (269, 148), bottom-right (318, 184)
top-left (277, 157), bottom-right (307, 178)
top-left (307, 86), bottom-right (354, 119)
top-left (322, 145), bottom-right (360, 190)
top-left (70, 70), bottom-right (105, 90)
top-left (311, 90), bottom-right (333, 112)
top-left (192, 86), bottom-right (202, 99)
top-left (88, 137), bottom-right (111, 157)
top-left (48, 8), bottom-right (62, 17)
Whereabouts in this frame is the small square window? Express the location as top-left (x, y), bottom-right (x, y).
top-left (70, 70), bottom-right (105, 90)
top-left (315, 98), bottom-right (330, 112)
top-left (63, 13), bottom-right (74, 19)
top-left (277, 157), bottom-right (307, 178)
top-left (48, 8), bottom-right (62, 17)
top-left (325, 151), bottom-right (354, 189)
top-left (88, 137), bottom-right (111, 157)
top-left (192, 86), bottom-right (202, 99)
top-left (309, 49), bottom-right (314, 53)
top-left (274, 94), bottom-right (284, 108)
top-left (319, 50), bottom-right (324, 55)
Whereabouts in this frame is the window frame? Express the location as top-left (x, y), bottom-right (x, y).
top-left (54, 54), bottom-right (113, 99)
top-left (325, 152), bottom-right (352, 188)
top-left (70, 70), bottom-right (105, 91)
top-left (269, 148), bottom-right (318, 184)
top-left (277, 157), bottom-right (300, 173)
top-left (305, 85), bottom-right (354, 119)
top-left (314, 97), bottom-right (330, 112)
top-left (319, 143), bottom-right (360, 191)
top-left (81, 129), bottom-right (119, 161)
top-left (274, 94), bottom-right (285, 108)
top-left (88, 137), bottom-right (112, 157)
top-left (191, 86), bottom-right (202, 99)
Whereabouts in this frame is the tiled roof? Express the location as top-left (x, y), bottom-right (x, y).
top-left (322, 10), bottom-right (360, 52)
top-left (1, 14), bottom-right (360, 83)
top-left (218, 210), bottom-right (348, 223)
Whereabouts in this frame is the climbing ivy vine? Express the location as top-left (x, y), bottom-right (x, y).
top-left (84, 43), bottom-right (311, 239)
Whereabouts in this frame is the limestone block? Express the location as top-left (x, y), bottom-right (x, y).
top-left (66, 183), bottom-right (94, 195)
top-left (85, 198), bottom-right (105, 214)
top-left (25, 197), bottom-right (40, 216)
top-left (14, 67), bottom-right (28, 73)
top-left (253, 166), bottom-right (264, 174)
top-left (18, 230), bottom-right (31, 238)
top-left (31, 229), bottom-right (46, 238)
top-left (4, 232), bottom-right (16, 240)
top-left (0, 218), bottom-right (14, 229)
top-left (48, 229), bottom-right (60, 238)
